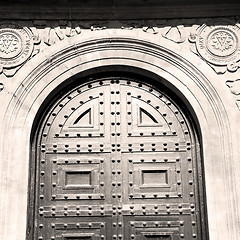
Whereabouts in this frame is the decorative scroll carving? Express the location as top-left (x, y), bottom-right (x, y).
top-left (121, 26), bottom-right (134, 30)
top-left (142, 26), bottom-right (159, 34)
top-left (35, 22), bottom-right (81, 46)
top-left (226, 79), bottom-right (240, 111)
top-left (189, 20), bottom-right (240, 73)
top-left (236, 100), bottom-right (240, 111)
top-left (162, 26), bottom-right (186, 43)
top-left (0, 83), bottom-right (3, 92)
top-left (90, 25), bottom-right (106, 31)
top-left (226, 79), bottom-right (240, 95)
top-left (120, 21), bottom-right (142, 30)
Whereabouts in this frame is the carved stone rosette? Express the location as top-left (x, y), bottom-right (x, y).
top-left (189, 20), bottom-right (240, 73)
top-left (0, 24), bottom-right (35, 76)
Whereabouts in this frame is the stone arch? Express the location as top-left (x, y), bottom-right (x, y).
top-left (0, 30), bottom-right (239, 240)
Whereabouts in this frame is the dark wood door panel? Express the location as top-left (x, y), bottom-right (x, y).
top-left (42, 153), bottom-right (112, 204)
top-left (123, 215), bottom-right (195, 240)
top-left (121, 151), bottom-right (192, 204)
top-left (34, 78), bottom-right (205, 240)
top-left (38, 217), bottom-right (112, 240)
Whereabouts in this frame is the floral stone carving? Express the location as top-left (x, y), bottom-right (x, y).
top-left (189, 20), bottom-right (240, 73)
top-left (226, 79), bottom-right (240, 95)
top-left (162, 26), bottom-right (186, 43)
top-left (226, 79), bottom-right (240, 111)
top-left (0, 24), bottom-right (35, 75)
top-left (0, 83), bottom-right (3, 92)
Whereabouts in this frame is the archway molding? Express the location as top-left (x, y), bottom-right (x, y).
top-left (0, 29), bottom-right (239, 240)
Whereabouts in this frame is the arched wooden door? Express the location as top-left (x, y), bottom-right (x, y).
top-left (33, 77), bottom-right (206, 240)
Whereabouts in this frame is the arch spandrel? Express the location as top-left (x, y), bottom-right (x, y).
top-left (0, 31), bottom-right (239, 240)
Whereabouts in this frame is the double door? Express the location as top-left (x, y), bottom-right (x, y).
top-left (34, 78), bottom-right (204, 240)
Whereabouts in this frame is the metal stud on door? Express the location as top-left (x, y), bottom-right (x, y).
top-left (33, 78), bottom-right (205, 240)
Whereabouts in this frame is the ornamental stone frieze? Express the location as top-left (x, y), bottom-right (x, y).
top-left (0, 19), bottom-right (239, 77)
top-left (0, 19), bottom-right (240, 111)
top-left (0, 22), bottom-right (83, 77)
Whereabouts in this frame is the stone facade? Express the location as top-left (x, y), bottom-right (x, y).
top-left (0, 5), bottom-right (240, 240)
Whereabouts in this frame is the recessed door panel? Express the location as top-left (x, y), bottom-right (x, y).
top-left (33, 78), bottom-right (205, 240)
